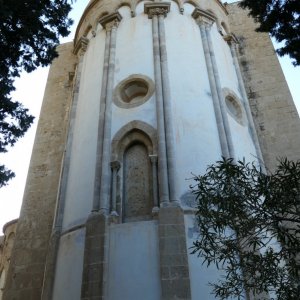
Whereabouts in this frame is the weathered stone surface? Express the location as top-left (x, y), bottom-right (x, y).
top-left (227, 3), bottom-right (300, 171)
top-left (81, 212), bottom-right (107, 300)
top-left (158, 207), bottom-right (191, 300)
top-left (2, 43), bottom-right (77, 300)
top-left (124, 143), bottom-right (152, 221)
top-left (4, 1), bottom-right (300, 299)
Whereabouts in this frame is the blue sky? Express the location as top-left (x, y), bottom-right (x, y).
top-left (0, 0), bottom-right (299, 231)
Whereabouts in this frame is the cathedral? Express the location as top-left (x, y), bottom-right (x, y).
top-left (1, 0), bottom-right (300, 299)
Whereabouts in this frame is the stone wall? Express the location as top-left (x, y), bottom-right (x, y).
top-left (2, 43), bottom-right (77, 300)
top-left (227, 2), bottom-right (300, 171)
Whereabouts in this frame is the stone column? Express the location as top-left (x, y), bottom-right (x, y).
top-left (81, 13), bottom-right (122, 300)
top-left (225, 34), bottom-right (265, 169)
top-left (93, 30), bottom-right (111, 212)
top-left (41, 37), bottom-right (89, 300)
top-left (145, 3), bottom-right (170, 206)
top-left (158, 12), bottom-right (179, 204)
top-left (145, 5), bottom-right (192, 298)
top-left (110, 160), bottom-right (120, 217)
top-left (149, 155), bottom-right (159, 214)
top-left (205, 21), bottom-right (236, 159)
top-left (192, 9), bottom-right (230, 158)
top-left (99, 13), bottom-right (122, 215)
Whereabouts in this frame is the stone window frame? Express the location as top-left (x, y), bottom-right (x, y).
top-left (113, 74), bottom-right (155, 109)
top-left (111, 121), bottom-right (158, 222)
top-left (223, 88), bottom-right (247, 126)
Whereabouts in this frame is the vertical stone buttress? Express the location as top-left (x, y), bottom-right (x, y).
top-left (227, 3), bottom-right (300, 171)
top-left (145, 3), bottom-right (192, 299)
top-left (81, 12), bottom-right (122, 300)
top-left (3, 43), bottom-right (77, 300)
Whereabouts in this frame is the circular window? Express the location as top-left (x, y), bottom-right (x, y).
top-left (114, 75), bottom-right (155, 109)
top-left (225, 96), bottom-right (245, 125)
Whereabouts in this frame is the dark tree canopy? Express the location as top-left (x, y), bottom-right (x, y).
top-left (191, 158), bottom-right (300, 300)
top-left (239, 0), bottom-right (300, 66)
top-left (0, 0), bottom-right (73, 187)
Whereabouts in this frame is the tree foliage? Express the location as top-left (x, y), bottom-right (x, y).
top-left (0, 0), bottom-right (73, 187)
top-left (191, 158), bottom-right (300, 300)
top-left (239, 0), bottom-right (300, 66)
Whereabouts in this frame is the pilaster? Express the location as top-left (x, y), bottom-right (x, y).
top-left (145, 2), bottom-right (170, 206)
top-left (224, 34), bottom-right (265, 169)
top-left (81, 12), bottom-right (122, 300)
top-left (145, 2), bottom-right (179, 205)
top-left (97, 12), bottom-right (122, 215)
top-left (192, 8), bottom-right (230, 158)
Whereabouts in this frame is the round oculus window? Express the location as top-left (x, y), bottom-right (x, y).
top-left (114, 75), bottom-right (155, 109)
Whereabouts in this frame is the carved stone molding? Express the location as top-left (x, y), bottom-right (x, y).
top-left (144, 2), bottom-right (170, 19)
top-left (99, 12), bottom-right (122, 31)
top-left (192, 8), bottom-right (216, 26)
top-left (73, 36), bottom-right (89, 56)
top-left (113, 74), bottom-right (155, 109)
top-left (224, 33), bottom-right (239, 45)
top-left (110, 160), bottom-right (121, 171)
top-left (149, 154), bottom-right (158, 164)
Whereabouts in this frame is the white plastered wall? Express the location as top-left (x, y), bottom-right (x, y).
top-left (54, 1), bottom-right (261, 298)
top-left (62, 28), bottom-right (106, 230)
top-left (111, 4), bottom-right (157, 138)
top-left (52, 228), bottom-right (86, 300)
top-left (166, 3), bottom-right (223, 202)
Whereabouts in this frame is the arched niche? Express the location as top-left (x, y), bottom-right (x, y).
top-left (92, 11), bottom-right (109, 33)
top-left (117, 3), bottom-right (132, 19)
top-left (111, 121), bottom-right (158, 223)
top-left (183, 1), bottom-right (198, 15)
top-left (170, 0), bottom-right (181, 13)
top-left (135, 0), bottom-right (148, 16)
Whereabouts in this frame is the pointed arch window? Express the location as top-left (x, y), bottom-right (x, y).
top-left (110, 121), bottom-right (158, 223)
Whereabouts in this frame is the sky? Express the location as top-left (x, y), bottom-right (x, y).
top-left (0, 0), bottom-right (299, 232)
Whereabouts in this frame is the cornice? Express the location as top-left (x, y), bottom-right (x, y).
top-left (144, 2), bottom-right (171, 18)
top-left (74, 0), bottom-right (100, 45)
top-left (192, 8), bottom-right (217, 24)
top-left (74, 0), bottom-right (228, 45)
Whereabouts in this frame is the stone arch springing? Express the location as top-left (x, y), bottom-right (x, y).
top-left (111, 121), bottom-right (158, 222)
top-left (182, 1), bottom-right (198, 15)
top-left (117, 2), bottom-right (133, 18)
top-left (169, 0), bottom-right (182, 13)
top-left (206, 9), bottom-right (219, 25)
top-left (92, 11), bottom-right (110, 32)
